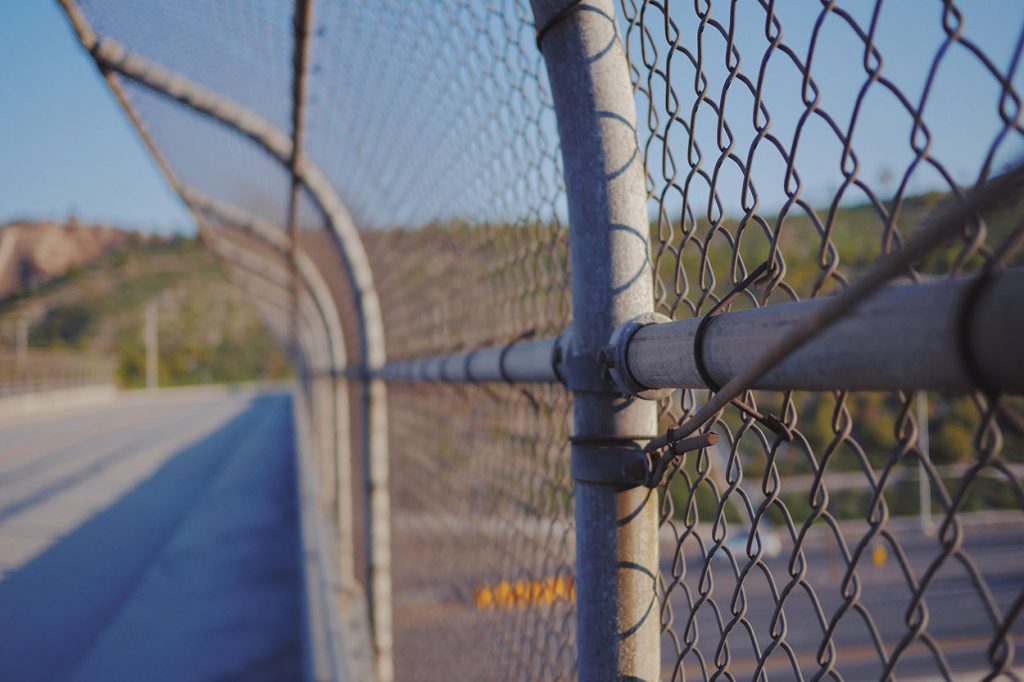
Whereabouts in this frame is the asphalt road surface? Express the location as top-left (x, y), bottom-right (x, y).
top-left (384, 515), bottom-right (1022, 681)
top-left (6, 385), bottom-right (1017, 681)
top-left (658, 518), bottom-right (1024, 680)
top-left (0, 387), bottom-right (303, 681)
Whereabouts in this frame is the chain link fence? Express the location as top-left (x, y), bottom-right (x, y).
top-left (58, 0), bottom-right (1024, 680)
top-left (0, 349), bottom-right (116, 397)
top-left (620, 2), bottom-right (1024, 678)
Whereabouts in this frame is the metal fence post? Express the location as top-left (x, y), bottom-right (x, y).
top-left (316, 371), bottom-right (335, 503)
top-left (333, 373), bottom-right (356, 590)
top-left (362, 368), bottom-right (392, 682)
top-left (532, 1), bottom-right (660, 679)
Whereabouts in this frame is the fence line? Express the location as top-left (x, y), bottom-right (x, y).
top-left (0, 349), bottom-right (117, 397)
top-left (58, 1), bottom-right (1024, 680)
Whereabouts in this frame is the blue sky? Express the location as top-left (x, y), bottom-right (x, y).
top-left (0, 1), bottom-right (192, 233)
top-left (1, 2), bottom-right (1022, 234)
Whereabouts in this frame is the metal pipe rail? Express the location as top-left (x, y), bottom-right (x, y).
top-left (625, 270), bottom-right (1024, 394)
top-left (374, 270), bottom-right (1024, 395)
top-left (377, 337), bottom-right (561, 384)
top-left (286, 0), bottom-right (316, 357)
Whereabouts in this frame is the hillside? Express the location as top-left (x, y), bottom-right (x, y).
top-left (0, 218), bottom-right (133, 300)
top-left (0, 221), bottom-right (290, 388)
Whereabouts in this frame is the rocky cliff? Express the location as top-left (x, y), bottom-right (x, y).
top-left (0, 219), bottom-right (142, 300)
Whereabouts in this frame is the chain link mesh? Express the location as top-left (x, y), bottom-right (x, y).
top-left (75, 0), bottom-right (574, 677)
top-left (620, 1), bottom-right (1024, 678)
top-left (79, 0), bottom-right (294, 130)
top-left (68, 0), bottom-right (1024, 678)
top-left (323, 3), bottom-right (576, 676)
top-left (388, 381), bottom-right (575, 680)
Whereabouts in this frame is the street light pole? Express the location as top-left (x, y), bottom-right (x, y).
top-left (146, 300), bottom-right (158, 391)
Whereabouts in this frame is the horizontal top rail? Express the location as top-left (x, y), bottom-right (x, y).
top-left (377, 337), bottom-right (561, 385)
top-left (370, 269), bottom-right (1023, 395)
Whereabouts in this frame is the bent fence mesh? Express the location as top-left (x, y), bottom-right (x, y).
top-left (64, 0), bottom-right (1023, 679)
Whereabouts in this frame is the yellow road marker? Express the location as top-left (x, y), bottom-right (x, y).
top-left (475, 576), bottom-right (575, 610)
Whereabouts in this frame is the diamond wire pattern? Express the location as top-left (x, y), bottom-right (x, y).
top-left (75, 1), bottom-right (574, 675)
top-left (305, 2), bottom-right (574, 678)
top-left (619, 1), bottom-right (1024, 679)
top-left (71, 0), bottom-right (1024, 678)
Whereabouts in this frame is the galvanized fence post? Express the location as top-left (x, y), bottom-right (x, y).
top-left (532, 1), bottom-right (660, 679)
top-left (332, 373), bottom-right (355, 589)
top-left (362, 349), bottom-right (393, 682)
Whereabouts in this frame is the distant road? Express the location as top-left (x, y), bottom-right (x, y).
top-left (659, 517), bottom-right (1024, 680)
top-left (0, 387), bottom-right (303, 681)
top-left (7, 386), bottom-right (1014, 681)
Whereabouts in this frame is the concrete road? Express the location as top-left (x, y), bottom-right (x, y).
top-left (0, 387), bottom-right (303, 681)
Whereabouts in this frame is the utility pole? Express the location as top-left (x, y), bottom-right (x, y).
top-left (917, 392), bottom-right (934, 534)
top-left (145, 300), bottom-right (158, 391)
top-left (15, 313), bottom-right (28, 363)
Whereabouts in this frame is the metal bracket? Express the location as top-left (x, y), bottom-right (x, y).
top-left (570, 432), bottom-right (718, 487)
top-left (604, 312), bottom-right (673, 400)
top-left (645, 432), bottom-right (718, 487)
top-left (571, 439), bottom-right (651, 486)
top-left (557, 328), bottom-right (618, 393)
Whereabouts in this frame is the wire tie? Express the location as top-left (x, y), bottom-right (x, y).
top-left (646, 432), bottom-right (719, 487)
top-left (535, 0), bottom-right (588, 51)
top-left (692, 261), bottom-right (792, 440)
